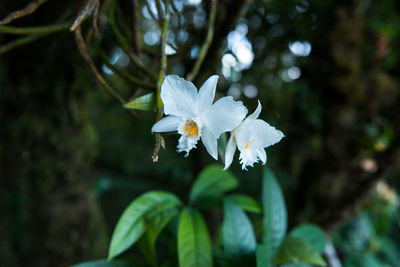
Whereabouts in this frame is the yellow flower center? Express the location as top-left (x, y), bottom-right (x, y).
top-left (183, 120), bottom-right (199, 137)
top-left (244, 141), bottom-right (252, 150)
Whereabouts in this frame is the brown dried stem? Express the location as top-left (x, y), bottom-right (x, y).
top-left (0, 0), bottom-right (49, 25)
top-left (70, 0), bottom-right (100, 32)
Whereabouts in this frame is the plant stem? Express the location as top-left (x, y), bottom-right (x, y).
top-left (0, 34), bottom-right (42, 55)
top-left (69, 0), bottom-right (99, 32)
top-left (131, 0), bottom-right (142, 56)
top-left (0, 23), bottom-right (69, 55)
top-left (0, 0), bottom-right (48, 25)
top-left (109, 0), bottom-right (157, 81)
top-left (74, 27), bottom-right (133, 113)
top-left (0, 23), bottom-right (70, 35)
top-left (152, 2), bottom-right (170, 162)
top-left (99, 49), bottom-right (156, 90)
top-left (186, 0), bottom-right (217, 81)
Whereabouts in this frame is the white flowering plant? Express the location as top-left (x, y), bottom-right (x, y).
top-left (151, 74), bottom-right (284, 170)
top-left (68, 0), bottom-right (328, 265)
top-left (73, 75), bottom-right (326, 267)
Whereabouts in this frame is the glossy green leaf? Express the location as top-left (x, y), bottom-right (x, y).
top-left (227, 194), bottom-right (262, 213)
top-left (290, 223), bottom-right (326, 253)
top-left (256, 244), bottom-right (273, 267)
top-left (262, 167), bottom-right (287, 255)
top-left (222, 198), bottom-right (256, 258)
top-left (272, 237), bottom-right (326, 266)
top-left (189, 164), bottom-right (238, 205)
top-left (379, 237), bottom-right (400, 267)
top-left (178, 208), bottom-right (212, 267)
top-left (123, 92), bottom-right (156, 111)
top-left (108, 191), bottom-right (181, 260)
top-left (138, 206), bottom-right (179, 266)
top-left (71, 259), bottom-right (130, 267)
top-left (283, 264), bottom-right (313, 267)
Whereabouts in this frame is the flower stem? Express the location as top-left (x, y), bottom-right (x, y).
top-left (152, 2), bottom-right (170, 162)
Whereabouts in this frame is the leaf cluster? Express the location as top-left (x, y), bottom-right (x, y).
top-left (72, 165), bottom-right (327, 267)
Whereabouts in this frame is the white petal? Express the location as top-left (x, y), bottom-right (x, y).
top-left (234, 120), bottom-right (254, 151)
top-left (198, 75), bottom-right (218, 111)
top-left (151, 116), bottom-right (181, 133)
top-left (177, 134), bottom-right (199, 156)
top-left (257, 148), bottom-right (267, 164)
top-left (224, 135), bottom-right (237, 170)
top-left (201, 127), bottom-right (218, 160)
top-left (239, 148), bottom-right (259, 170)
top-left (202, 96), bottom-right (248, 138)
top-left (253, 119), bottom-right (284, 148)
top-left (161, 75), bottom-right (198, 117)
top-left (235, 119), bottom-right (284, 150)
top-left (247, 100), bottom-right (262, 120)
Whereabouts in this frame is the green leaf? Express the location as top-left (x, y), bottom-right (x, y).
top-left (189, 164), bottom-right (238, 205)
top-left (71, 259), bottom-right (130, 267)
top-left (123, 92), bottom-right (156, 111)
top-left (379, 237), bottom-right (400, 267)
top-left (272, 237), bottom-right (326, 266)
top-left (256, 244), bottom-right (273, 267)
top-left (138, 206), bottom-right (179, 266)
top-left (290, 223), bottom-right (326, 253)
top-left (222, 198), bottom-right (256, 258)
top-left (262, 167), bottom-right (287, 255)
top-left (178, 208), bottom-right (212, 267)
top-left (283, 264), bottom-right (313, 267)
top-left (108, 191), bottom-right (181, 260)
top-left (227, 194), bottom-right (262, 213)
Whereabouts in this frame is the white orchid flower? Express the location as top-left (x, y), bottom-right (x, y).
top-left (224, 101), bottom-right (284, 170)
top-left (151, 75), bottom-right (248, 159)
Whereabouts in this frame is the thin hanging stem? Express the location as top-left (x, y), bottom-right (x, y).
top-left (99, 49), bottom-right (156, 90)
top-left (0, 23), bottom-right (69, 55)
top-left (152, 1), bottom-right (170, 162)
top-left (186, 0), bottom-right (217, 81)
top-left (0, 34), bottom-right (42, 55)
top-left (131, 0), bottom-right (142, 56)
top-left (74, 27), bottom-right (136, 118)
top-left (0, 23), bottom-right (70, 35)
top-left (108, 0), bottom-right (157, 81)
